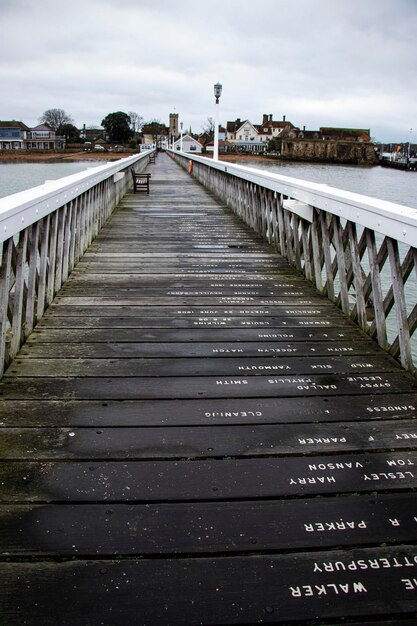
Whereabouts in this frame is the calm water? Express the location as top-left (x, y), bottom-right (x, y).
top-left (0, 161), bottom-right (104, 199)
top-left (227, 159), bottom-right (417, 209)
top-left (1, 159), bottom-right (416, 208)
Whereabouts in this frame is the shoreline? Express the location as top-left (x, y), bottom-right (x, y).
top-left (0, 151), bottom-right (131, 164)
top-left (0, 151), bottom-right (379, 168)
top-left (206, 153), bottom-right (376, 168)
top-left (0, 151), bottom-right (271, 164)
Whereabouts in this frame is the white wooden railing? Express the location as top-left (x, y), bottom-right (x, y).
top-left (170, 150), bottom-right (417, 375)
top-left (0, 151), bottom-right (153, 376)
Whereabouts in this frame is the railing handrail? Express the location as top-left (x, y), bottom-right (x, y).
top-left (168, 150), bottom-right (417, 247)
top-left (0, 152), bottom-right (151, 243)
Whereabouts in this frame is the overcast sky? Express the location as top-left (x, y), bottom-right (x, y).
top-left (1, 0), bottom-right (415, 142)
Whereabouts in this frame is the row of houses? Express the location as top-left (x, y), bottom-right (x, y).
top-left (0, 115), bottom-right (372, 154)
top-left (222, 115), bottom-right (371, 153)
top-left (171, 114), bottom-right (371, 155)
top-left (0, 121), bottom-right (66, 150)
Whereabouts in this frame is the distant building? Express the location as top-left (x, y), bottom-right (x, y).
top-left (224, 115), bottom-right (372, 153)
top-left (26, 123), bottom-right (66, 150)
top-left (198, 132), bottom-right (212, 147)
top-left (226, 119), bottom-right (264, 152)
top-left (225, 114), bottom-right (297, 152)
top-left (205, 139), bottom-right (233, 154)
top-left (318, 128), bottom-right (371, 142)
top-left (255, 114), bottom-right (297, 143)
top-left (0, 121), bottom-right (30, 150)
top-left (80, 125), bottom-right (108, 142)
top-left (225, 118), bottom-right (241, 141)
top-left (142, 122), bottom-right (169, 150)
top-left (169, 113), bottom-right (179, 147)
top-left (295, 127), bottom-right (320, 139)
top-left (0, 121), bottom-right (65, 150)
top-left (173, 134), bottom-right (203, 153)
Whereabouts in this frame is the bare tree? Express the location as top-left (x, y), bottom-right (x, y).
top-left (39, 109), bottom-right (73, 132)
top-left (128, 111), bottom-right (144, 134)
top-left (201, 116), bottom-right (215, 138)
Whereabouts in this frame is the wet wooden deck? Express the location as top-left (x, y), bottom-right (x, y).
top-left (1, 152), bottom-right (417, 625)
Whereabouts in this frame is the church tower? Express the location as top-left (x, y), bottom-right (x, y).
top-left (169, 113), bottom-right (179, 147)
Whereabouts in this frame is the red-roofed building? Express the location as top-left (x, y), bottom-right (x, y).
top-left (255, 114), bottom-right (297, 142)
top-left (26, 123), bottom-right (66, 150)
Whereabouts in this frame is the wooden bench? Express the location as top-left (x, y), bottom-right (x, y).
top-left (131, 169), bottom-right (151, 194)
top-left (149, 153), bottom-right (156, 164)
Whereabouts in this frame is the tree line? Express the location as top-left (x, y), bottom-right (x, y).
top-left (39, 108), bottom-right (166, 144)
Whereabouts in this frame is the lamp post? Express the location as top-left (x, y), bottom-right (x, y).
top-left (213, 82), bottom-right (222, 161)
top-left (180, 122), bottom-right (183, 152)
top-left (407, 127), bottom-right (412, 166)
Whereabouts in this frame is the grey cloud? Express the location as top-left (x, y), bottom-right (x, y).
top-left (0, 0), bottom-right (415, 141)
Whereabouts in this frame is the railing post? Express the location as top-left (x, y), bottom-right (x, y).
top-left (25, 222), bottom-right (40, 338)
top-left (37, 215), bottom-right (50, 319)
top-left (10, 229), bottom-right (29, 358)
top-left (0, 239), bottom-right (13, 376)
top-left (387, 237), bottom-right (413, 369)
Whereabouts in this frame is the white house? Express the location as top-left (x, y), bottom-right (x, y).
top-left (26, 124), bottom-right (65, 150)
top-left (225, 114), bottom-right (297, 152)
top-left (229, 120), bottom-right (265, 152)
top-left (173, 134), bottom-right (203, 153)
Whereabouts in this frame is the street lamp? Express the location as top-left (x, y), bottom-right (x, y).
top-left (407, 127), bottom-right (413, 165)
top-left (180, 121), bottom-right (183, 152)
top-left (213, 82), bottom-right (222, 160)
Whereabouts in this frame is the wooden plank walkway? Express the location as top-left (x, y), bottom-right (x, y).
top-left (1, 152), bottom-right (417, 625)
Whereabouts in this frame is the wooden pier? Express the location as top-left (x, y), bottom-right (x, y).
top-left (1, 153), bottom-right (417, 624)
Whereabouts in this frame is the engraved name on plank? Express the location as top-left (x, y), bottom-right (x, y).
top-left (289, 550), bottom-right (417, 599)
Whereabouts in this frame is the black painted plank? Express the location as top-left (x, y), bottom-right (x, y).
top-left (1, 419), bottom-right (417, 459)
top-left (6, 355), bottom-right (399, 377)
top-left (72, 265), bottom-right (293, 273)
top-left (1, 493), bottom-right (416, 556)
top-left (2, 546), bottom-right (417, 624)
top-left (19, 340), bottom-right (380, 359)
top-left (35, 315), bottom-right (350, 329)
top-left (1, 393), bottom-right (416, 427)
top-left (26, 326), bottom-right (362, 342)
top-left (59, 288), bottom-right (327, 300)
top-left (1, 372), bottom-right (415, 399)
top-left (66, 274), bottom-right (304, 283)
top-left (45, 304), bottom-right (339, 317)
top-left (61, 278), bottom-right (305, 287)
top-left (1, 452), bottom-right (416, 502)
top-left (52, 295), bottom-right (329, 306)
top-left (76, 263), bottom-right (290, 272)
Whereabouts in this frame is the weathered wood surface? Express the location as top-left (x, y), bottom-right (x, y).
top-left (1, 153), bottom-right (417, 625)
